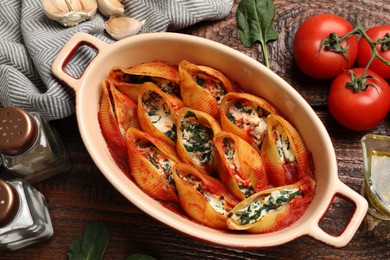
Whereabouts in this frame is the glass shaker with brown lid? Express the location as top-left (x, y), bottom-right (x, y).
top-left (0, 107), bottom-right (71, 183)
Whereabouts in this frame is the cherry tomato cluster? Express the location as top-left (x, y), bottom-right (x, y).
top-left (293, 14), bottom-right (390, 131)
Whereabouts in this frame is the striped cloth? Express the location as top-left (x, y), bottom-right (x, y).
top-left (0, 0), bottom-right (233, 120)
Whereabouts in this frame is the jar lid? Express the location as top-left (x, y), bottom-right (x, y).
top-left (0, 179), bottom-right (20, 227)
top-left (0, 107), bottom-right (38, 156)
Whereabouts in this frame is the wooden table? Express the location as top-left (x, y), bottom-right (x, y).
top-left (2, 0), bottom-right (390, 259)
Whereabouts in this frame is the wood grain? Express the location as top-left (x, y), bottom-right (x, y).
top-left (1, 0), bottom-right (390, 259)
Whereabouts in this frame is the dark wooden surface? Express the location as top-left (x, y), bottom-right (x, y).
top-left (2, 0), bottom-right (390, 259)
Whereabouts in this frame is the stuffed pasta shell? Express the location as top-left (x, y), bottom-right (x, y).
top-left (213, 131), bottom-right (269, 200)
top-left (227, 177), bottom-right (315, 233)
top-left (108, 61), bottom-right (180, 102)
top-left (137, 82), bottom-right (184, 145)
top-left (220, 92), bottom-right (279, 152)
top-left (260, 114), bottom-right (312, 187)
top-left (126, 127), bottom-right (181, 203)
top-left (172, 162), bottom-right (239, 229)
top-left (98, 79), bottom-right (139, 167)
top-left (179, 60), bottom-right (238, 119)
top-left (176, 108), bottom-right (221, 175)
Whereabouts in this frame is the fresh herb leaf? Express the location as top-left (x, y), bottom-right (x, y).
top-left (236, 0), bottom-right (279, 68)
top-left (128, 253), bottom-right (156, 260)
top-left (68, 222), bottom-right (109, 260)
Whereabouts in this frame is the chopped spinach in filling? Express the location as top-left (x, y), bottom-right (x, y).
top-left (274, 126), bottom-right (296, 163)
top-left (194, 73), bottom-right (227, 104)
top-left (223, 138), bottom-right (235, 161)
top-left (228, 188), bottom-right (301, 225)
top-left (239, 184), bottom-right (254, 198)
top-left (137, 142), bottom-right (175, 185)
top-left (181, 112), bottom-right (214, 165)
top-left (122, 73), bottom-right (179, 96)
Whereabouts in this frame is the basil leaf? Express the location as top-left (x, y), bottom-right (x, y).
top-left (68, 222), bottom-right (109, 260)
top-left (128, 253), bottom-right (156, 260)
top-left (237, 0), bottom-right (279, 68)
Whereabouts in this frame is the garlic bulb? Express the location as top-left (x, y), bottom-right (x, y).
top-left (104, 17), bottom-right (144, 40)
top-left (42, 0), bottom-right (98, 27)
top-left (97, 0), bottom-right (124, 17)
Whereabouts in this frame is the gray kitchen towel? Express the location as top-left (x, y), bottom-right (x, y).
top-left (0, 0), bottom-right (233, 120)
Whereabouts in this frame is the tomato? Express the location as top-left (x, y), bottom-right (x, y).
top-left (328, 68), bottom-right (390, 131)
top-left (294, 14), bottom-right (358, 79)
top-left (357, 25), bottom-right (390, 80)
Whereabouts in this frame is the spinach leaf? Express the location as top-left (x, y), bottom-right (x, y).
top-left (68, 222), bottom-right (109, 260)
top-left (128, 253), bottom-right (156, 260)
top-left (237, 0), bottom-right (279, 68)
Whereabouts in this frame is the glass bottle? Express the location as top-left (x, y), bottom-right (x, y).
top-left (0, 178), bottom-right (53, 250)
top-left (0, 107), bottom-right (71, 183)
top-left (360, 134), bottom-right (390, 220)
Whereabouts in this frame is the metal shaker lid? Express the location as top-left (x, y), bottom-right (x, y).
top-left (0, 107), bottom-right (38, 156)
top-left (0, 179), bottom-right (20, 227)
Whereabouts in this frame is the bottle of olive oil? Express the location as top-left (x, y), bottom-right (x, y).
top-left (361, 134), bottom-right (390, 220)
top-left (368, 152), bottom-right (390, 210)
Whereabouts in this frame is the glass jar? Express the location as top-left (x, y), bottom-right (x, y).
top-left (0, 178), bottom-right (53, 250)
top-left (360, 134), bottom-right (390, 220)
top-left (0, 107), bottom-right (71, 183)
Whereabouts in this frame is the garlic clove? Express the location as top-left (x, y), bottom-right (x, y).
top-left (104, 17), bottom-right (144, 40)
top-left (41, 0), bottom-right (98, 27)
top-left (97, 0), bottom-right (124, 17)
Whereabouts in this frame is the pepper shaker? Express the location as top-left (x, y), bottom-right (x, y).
top-left (0, 178), bottom-right (53, 250)
top-left (0, 107), bottom-right (71, 183)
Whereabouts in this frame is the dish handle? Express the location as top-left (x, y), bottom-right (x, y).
top-left (52, 32), bottom-right (108, 92)
top-left (308, 179), bottom-right (368, 247)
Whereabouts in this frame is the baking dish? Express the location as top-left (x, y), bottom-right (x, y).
top-left (52, 32), bottom-right (367, 248)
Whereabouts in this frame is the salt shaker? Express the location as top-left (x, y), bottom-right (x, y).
top-left (0, 178), bottom-right (53, 250)
top-left (0, 107), bottom-right (71, 183)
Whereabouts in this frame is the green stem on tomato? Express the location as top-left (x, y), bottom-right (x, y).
top-left (337, 26), bottom-right (361, 42)
top-left (324, 20), bottom-right (390, 87)
top-left (356, 21), bottom-right (390, 67)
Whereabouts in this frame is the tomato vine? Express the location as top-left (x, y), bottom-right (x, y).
top-left (321, 21), bottom-right (390, 92)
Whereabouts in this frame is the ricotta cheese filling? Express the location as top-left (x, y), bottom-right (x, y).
top-left (226, 100), bottom-right (267, 149)
top-left (182, 173), bottom-right (229, 216)
top-left (222, 138), bottom-right (253, 197)
top-left (142, 90), bottom-right (177, 141)
top-left (229, 188), bottom-right (301, 225)
top-left (273, 125), bottom-right (296, 163)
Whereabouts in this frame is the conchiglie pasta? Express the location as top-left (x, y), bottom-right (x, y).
top-left (172, 162), bottom-right (238, 229)
top-left (227, 177), bottom-right (315, 233)
top-left (98, 59), bottom-right (316, 234)
top-left (108, 61), bottom-right (180, 102)
top-left (176, 107), bottom-right (221, 175)
top-left (98, 79), bottom-right (135, 167)
top-left (179, 60), bottom-right (238, 119)
top-left (137, 82), bottom-right (184, 145)
top-left (260, 114), bottom-right (312, 187)
top-left (220, 92), bottom-right (279, 152)
top-left (126, 127), bottom-right (180, 203)
top-left (213, 131), bottom-right (269, 200)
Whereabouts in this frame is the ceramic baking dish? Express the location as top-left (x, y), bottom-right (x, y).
top-left (52, 32), bottom-right (367, 248)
